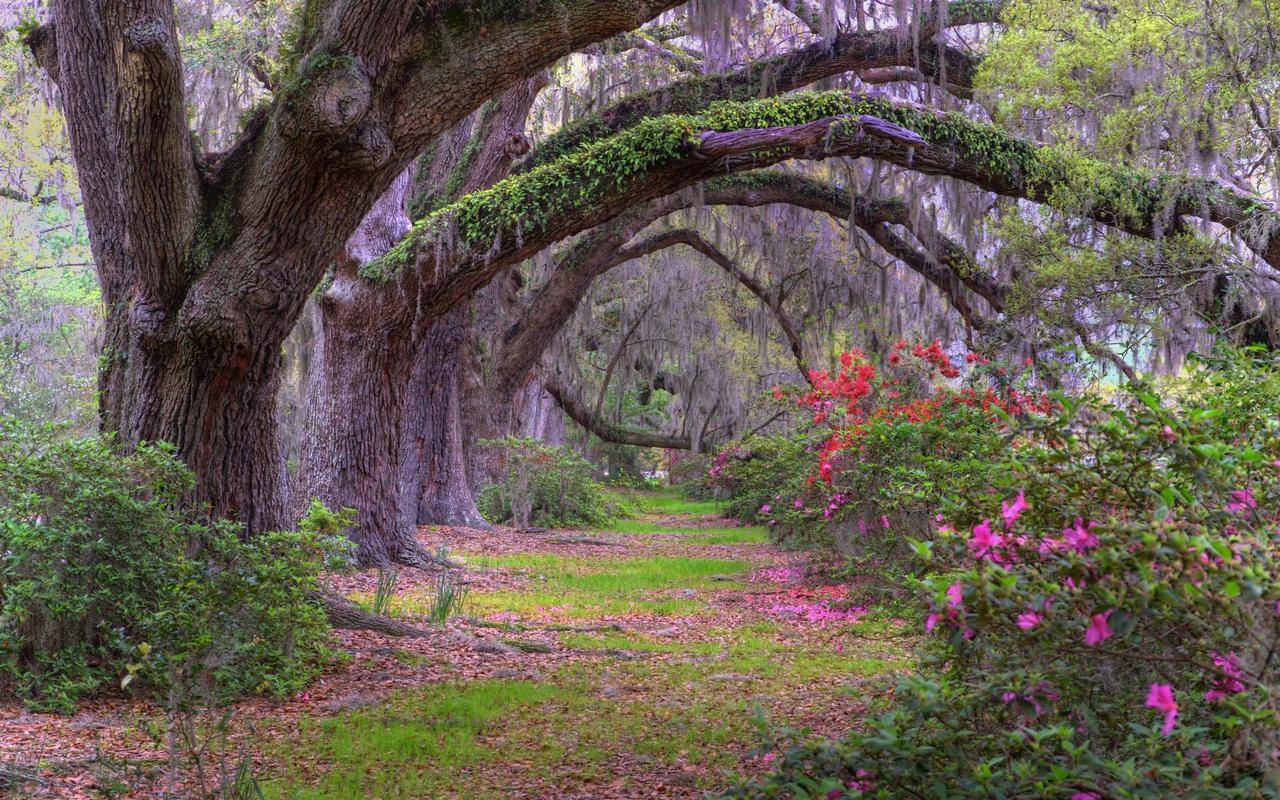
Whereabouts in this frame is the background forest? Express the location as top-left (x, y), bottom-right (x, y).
top-left (3, 0), bottom-right (1280, 796)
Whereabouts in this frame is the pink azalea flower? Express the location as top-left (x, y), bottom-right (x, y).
top-left (1226, 488), bottom-right (1257, 514)
top-left (794, 497), bottom-right (804, 509)
top-left (1065, 576), bottom-right (1086, 591)
top-left (1072, 793), bottom-right (1100, 800)
top-left (924, 612), bottom-right (940, 632)
top-left (760, 504), bottom-right (771, 514)
top-left (881, 514), bottom-right (891, 530)
top-left (1062, 518), bottom-right (1099, 552)
top-left (1084, 611), bottom-right (1113, 646)
top-left (1146, 683), bottom-right (1178, 735)
top-left (969, 520), bottom-right (1002, 559)
top-left (1001, 490), bottom-right (1030, 528)
top-left (1017, 610), bottom-right (1042, 630)
top-left (1159, 425), bottom-right (1176, 443)
top-left (946, 581), bottom-right (964, 607)
top-left (1205, 651), bottom-right (1246, 702)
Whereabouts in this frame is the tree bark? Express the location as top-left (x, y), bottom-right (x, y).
top-left (405, 307), bottom-right (489, 527)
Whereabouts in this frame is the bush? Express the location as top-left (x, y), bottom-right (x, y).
top-left (710, 433), bottom-right (817, 525)
top-left (476, 436), bottom-right (609, 528)
top-left (0, 419), bottom-right (342, 713)
top-left (720, 350), bottom-right (1280, 799)
top-left (711, 344), bottom-right (1017, 561)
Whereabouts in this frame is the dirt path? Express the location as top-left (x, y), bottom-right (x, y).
top-left (2, 493), bottom-right (912, 799)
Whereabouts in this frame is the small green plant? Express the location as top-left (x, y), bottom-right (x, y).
top-left (370, 566), bottom-right (400, 616)
top-left (428, 569), bottom-right (470, 626)
top-left (0, 418), bottom-right (347, 713)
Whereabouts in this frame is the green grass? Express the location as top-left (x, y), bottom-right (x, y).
top-left (261, 660), bottom-right (796, 798)
top-left (272, 486), bottom-right (913, 797)
top-left (603, 518), bottom-right (768, 544)
top-left (262, 680), bottom-right (561, 799)
top-left (383, 554), bottom-right (749, 620)
top-left (603, 487), bottom-right (725, 518)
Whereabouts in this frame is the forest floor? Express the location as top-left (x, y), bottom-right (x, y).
top-left (3, 491), bottom-right (914, 799)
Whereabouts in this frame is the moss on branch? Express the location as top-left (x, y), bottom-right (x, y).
top-left (367, 90), bottom-right (1278, 282)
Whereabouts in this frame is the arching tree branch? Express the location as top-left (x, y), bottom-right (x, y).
top-left (521, 1), bottom-right (999, 171)
top-left (544, 376), bottom-right (698, 450)
top-left (382, 91), bottom-right (1280, 342)
top-left (616, 228), bottom-right (814, 380)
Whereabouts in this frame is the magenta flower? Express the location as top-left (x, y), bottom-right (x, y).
top-left (946, 581), bottom-right (964, 607)
top-left (760, 503), bottom-right (771, 514)
top-left (924, 612), bottom-right (940, 632)
top-left (1205, 651), bottom-right (1246, 702)
top-left (881, 514), bottom-right (891, 530)
top-left (793, 497), bottom-right (804, 509)
top-left (1001, 490), bottom-right (1030, 528)
top-left (1226, 488), bottom-right (1257, 514)
top-left (969, 519), bottom-right (1002, 559)
top-left (1072, 793), bottom-right (1100, 800)
top-left (1084, 611), bottom-right (1113, 646)
top-left (1016, 610), bottom-right (1042, 630)
top-left (1062, 518), bottom-right (1099, 552)
top-left (1159, 425), bottom-right (1176, 443)
top-left (1146, 683), bottom-right (1179, 735)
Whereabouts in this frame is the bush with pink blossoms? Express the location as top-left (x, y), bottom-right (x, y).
top-left (720, 350), bottom-right (1280, 799)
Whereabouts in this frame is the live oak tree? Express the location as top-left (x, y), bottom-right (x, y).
top-left (23, 0), bottom-right (1280, 564)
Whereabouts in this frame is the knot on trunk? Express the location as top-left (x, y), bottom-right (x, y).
top-left (503, 132), bottom-right (532, 159)
top-left (124, 17), bottom-right (169, 52)
top-left (343, 120), bottom-right (393, 170)
top-left (280, 55), bottom-right (373, 141)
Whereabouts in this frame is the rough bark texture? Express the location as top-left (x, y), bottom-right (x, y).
top-left (406, 306), bottom-right (489, 526)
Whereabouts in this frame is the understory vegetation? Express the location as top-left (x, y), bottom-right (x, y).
top-left (0, 420), bottom-right (344, 714)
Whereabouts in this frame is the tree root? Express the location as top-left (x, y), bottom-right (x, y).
top-left (393, 541), bottom-right (463, 570)
top-left (0, 763), bottom-right (46, 789)
top-left (316, 590), bottom-right (434, 638)
top-left (317, 592), bottom-right (544, 655)
top-left (543, 534), bottom-right (619, 546)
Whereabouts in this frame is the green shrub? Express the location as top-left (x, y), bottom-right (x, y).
top-left (709, 433), bottom-right (816, 525)
top-left (720, 350), bottom-right (1280, 799)
top-left (667, 451), bottom-right (715, 500)
top-left (476, 436), bottom-right (608, 528)
top-left (0, 418), bottom-right (343, 713)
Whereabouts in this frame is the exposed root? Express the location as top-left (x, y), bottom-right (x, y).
top-left (316, 590), bottom-right (434, 638)
top-left (317, 592), bottom-right (544, 655)
top-left (543, 534), bottom-right (620, 546)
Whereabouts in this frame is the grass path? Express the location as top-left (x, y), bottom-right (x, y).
top-left (3, 491), bottom-right (912, 799)
top-left (264, 491), bottom-right (911, 799)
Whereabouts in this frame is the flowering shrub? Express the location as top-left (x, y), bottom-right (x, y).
top-left (720, 350), bottom-right (1280, 798)
top-left (0, 419), bottom-right (344, 713)
top-left (477, 436), bottom-right (609, 528)
top-left (712, 344), bottom-right (1023, 562)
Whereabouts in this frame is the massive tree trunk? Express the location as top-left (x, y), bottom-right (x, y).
top-left (31, 0), bottom-right (682, 536)
top-left (406, 306), bottom-right (488, 527)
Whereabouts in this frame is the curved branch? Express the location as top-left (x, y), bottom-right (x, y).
top-left (522, 4), bottom-right (992, 170)
top-left (544, 376), bottom-right (697, 450)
